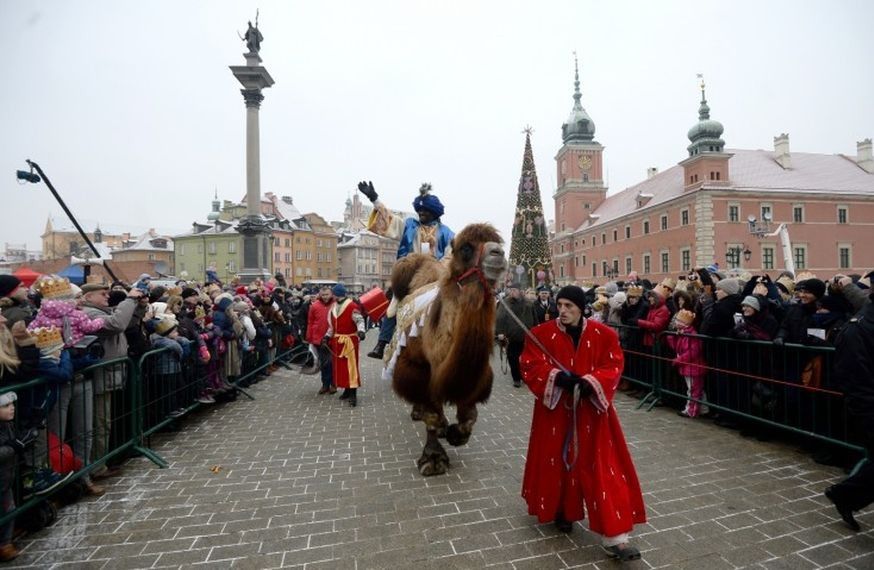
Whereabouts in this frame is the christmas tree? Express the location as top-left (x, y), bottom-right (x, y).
top-left (509, 129), bottom-right (553, 289)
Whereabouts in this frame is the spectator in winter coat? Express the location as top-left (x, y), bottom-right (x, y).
top-left (635, 288), bottom-right (671, 348)
top-left (700, 278), bottom-right (743, 338)
top-left (0, 276), bottom-right (36, 328)
top-left (665, 309), bottom-right (709, 418)
top-left (774, 278), bottom-right (826, 346)
top-left (732, 296), bottom-right (779, 341)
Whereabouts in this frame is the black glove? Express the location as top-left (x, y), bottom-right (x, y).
top-left (773, 337), bottom-right (784, 346)
top-left (357, 330), bottom-right (366, 340)
top-left (555, 371), bottom-right (581, 391)
top-left (320, 336), bottom-right (330, 348)
top-left (357, 180), bottom-right (378, 203)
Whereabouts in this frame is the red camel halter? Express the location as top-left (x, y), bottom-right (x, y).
top-left (454, 243), bottom-right (492, 299)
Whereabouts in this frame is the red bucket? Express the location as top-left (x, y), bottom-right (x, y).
top-left (360, 287), bottom-right (389, 321)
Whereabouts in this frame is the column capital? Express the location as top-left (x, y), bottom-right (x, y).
top-left (241, 88), bottom-right (264, 109)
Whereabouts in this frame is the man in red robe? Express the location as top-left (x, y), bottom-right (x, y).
top-left (520, 285), bottom-right (646, 562)
top-left (322, 284), bottom-right (366, 407)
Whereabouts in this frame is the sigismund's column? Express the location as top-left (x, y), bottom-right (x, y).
top-left (230, 20), bottom-right (275, 283)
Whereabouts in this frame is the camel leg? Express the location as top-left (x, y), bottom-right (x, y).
top-left (416, 407), bottom-right (449, 476)
top-left (446, 403), bottom-right (478, 447)
top-left (410, 403), bottom-right (424, 422)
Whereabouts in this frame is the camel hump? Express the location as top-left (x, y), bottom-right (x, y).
top-left (390, 253), bottom-right (446, 303)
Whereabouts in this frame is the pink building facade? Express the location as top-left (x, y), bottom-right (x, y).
top-left (550, 74), bottom-right (874, 285)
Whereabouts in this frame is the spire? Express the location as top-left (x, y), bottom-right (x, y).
top-left (509, 128), bottom-right (552, 288)
top-left (572, 52), bottom-right (583, 112)
top-left (562, 52), bottom-right (596, 144)
top-left (686, 73), bottom-right (725, 157)
top-left (208, 188), bottom-right (221, 221)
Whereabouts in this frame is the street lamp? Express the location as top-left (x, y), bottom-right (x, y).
top-left (725, 245), bottom-right (752, 268)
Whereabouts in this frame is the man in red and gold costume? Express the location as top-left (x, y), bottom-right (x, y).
top-left (322, 284), bottom-right (366, 407)
top-left (520, 285), bottom-right (646, 562)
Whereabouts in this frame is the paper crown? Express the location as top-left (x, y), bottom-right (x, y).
top-left (34, 277), bottom-right (75, 300)
top-left (676, 309), bottom-right (696, 326)
top-left (32, 327), bottom-right (64, 349)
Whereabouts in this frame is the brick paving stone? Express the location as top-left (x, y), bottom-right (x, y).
top-left (15, 345), bottom-right (874, 569)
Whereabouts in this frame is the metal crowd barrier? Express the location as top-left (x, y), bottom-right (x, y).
top-left (612, 325), bottom-right (868, 462)
top-left (0, 326), bottom-right (308, 531)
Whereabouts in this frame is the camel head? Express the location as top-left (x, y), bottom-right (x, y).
top-left (449, 223), bottom-right (507, 289)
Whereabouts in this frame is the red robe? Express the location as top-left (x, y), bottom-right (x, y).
top-left (328, 299), bottom-right (362, 389)
top-left (520, 318), bottom-right (646, 538)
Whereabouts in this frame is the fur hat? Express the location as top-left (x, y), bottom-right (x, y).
top-left (796, 278), bottom-right (826, 299)
top-left (0, 391), bottom-right (17, 407)
top-left (555, 285), bottom-right (587, 311)
top-left (412, 183), bottom-right (445, 218)
top-left (0, 275), bottom-right (22, 298)
top-left (660, 277), bottom-right (677, 291)
top-left (181, 287), bottom-right (199, 299)
top-left (675, 309), bottom-right (696, 326)
top-left (33, 277), bottom-right (75, 300)
top-left (741, 295), bottom-right (761, 312)
top-left (625, 285), bottom-right (644, 298)
top-left (716, 278), bottom-right (741, 296)
top-left (153, 316), bottom-right (178, 336)
top-left (80, 282), bottom-right (109, 294)
top-left (775, 276), bottom-right (795, 295)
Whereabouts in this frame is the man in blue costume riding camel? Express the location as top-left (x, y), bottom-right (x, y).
top-left (356, 180), bottom-right (455, 359)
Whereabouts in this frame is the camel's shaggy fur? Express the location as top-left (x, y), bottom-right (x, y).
top-left (389, 223), bottom-right (506, 476)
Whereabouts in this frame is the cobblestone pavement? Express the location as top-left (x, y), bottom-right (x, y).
top-left (15, 338), bottom-right (874, 569)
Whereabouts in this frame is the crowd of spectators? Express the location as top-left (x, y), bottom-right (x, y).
top-left (0, 270), bottom-right (316, 561)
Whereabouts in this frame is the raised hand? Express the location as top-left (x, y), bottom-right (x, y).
top-left (357, 180), bottom-right (378, 202)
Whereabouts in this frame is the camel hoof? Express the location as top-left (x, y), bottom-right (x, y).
top-left (410, 407), bottom-right (424, 422)
top-left (445, 424), bottom-right (471, 447)
top-left (418, 457), bottom-right (449, 476)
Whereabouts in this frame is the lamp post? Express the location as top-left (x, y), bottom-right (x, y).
top-left (725, 245), bottom-right (752, 269)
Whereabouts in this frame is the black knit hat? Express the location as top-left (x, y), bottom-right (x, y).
top-left (0, 275), bottom-right (21, 298)
top-left (796, 278), bottom-right (826, 299)
top-left (180, 287), bottom-right (199, 299)
top-left (555, 285), bottom-right (587, 311)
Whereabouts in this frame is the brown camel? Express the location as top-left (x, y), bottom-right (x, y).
top-left (387, 223), bottom-right (507, 476)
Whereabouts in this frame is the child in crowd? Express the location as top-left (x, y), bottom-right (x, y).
top-left (0, 391), bottom-right (21, 561)
top-left (666, 309), bottom-right (710, 418)
top-left (149, 317), bottom-right (191, 420)
top-left (27, 278), bottom-right (105, 367)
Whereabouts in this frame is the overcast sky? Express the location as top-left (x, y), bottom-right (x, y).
top-left (2, 0), bottom-right (872, 254)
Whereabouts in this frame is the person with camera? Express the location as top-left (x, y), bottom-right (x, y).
top-left (77, 283), bottom-right (145, 489)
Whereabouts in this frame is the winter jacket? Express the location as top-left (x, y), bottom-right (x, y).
top-left (306, 299), bottom-right (333, 345)
top-left (665, 324), bottom-right (706, 380)
top-left (699, 294), bottom-right (742, 338)
top-left (775, 300), bottom-right (820, 345)
top-left (28, 300), bottom-right (106, 347)
top-left (80, 298), bottom-right (140, 393)
top-left (636, 293), bottom-right (670, 347)
top-left (832, 301), bottom-right (874, 430)
top-left (149, 334), bottom-right (191, 375)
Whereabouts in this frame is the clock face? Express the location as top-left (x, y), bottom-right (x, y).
top-left (578, 154), bottom-right (592, 171)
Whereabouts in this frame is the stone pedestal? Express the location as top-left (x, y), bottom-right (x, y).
top-left (230, 52), bottom-right (275, 283)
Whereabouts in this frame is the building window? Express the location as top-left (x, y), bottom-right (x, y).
top-left (591, 263), bottom-right (597, 277)
top-left (794, 246), bottom-right (806, 270)
top-left (560, 243), bottom-right (565, 253)
top-left (560, 266), bottom-right (565, 278)
top-left (582, 255), bottom-right (586, 265)
top-left (179, 244), bottom-right (185, 256)
top-left (643, 220), bottom-right (650, 235)
top-left (661, 252), bottom-right (669, 273)
top-left (793, 205), bottom-right (804, 223)
top-left (728, 204), bottom-right (739, 222)
top-left (601, 233), bottom-right (606, 244)
top-left (839, 246), bottom-right (851, 269)
top-left (584, 203), bottom-right (590, 210)
top-left (284, 268), bottom-right (289, 277)
top-left (613, 229), bottom-right (618, 242)
top-left (274, 252), bottom-right (280, 262)
top-left (681, 210), bottom-right (689, 226)
top-left (147, 254), bottom-right (155, 261)
top-left (285, 239), bottom-right (290, 247)
top-left (625, 257), bottom-right (632, 274)
top-left (296, 251), bottom-right (303, 260)
top-left (762, 247), bottom-right (775, 270)
top-left (761, 204), bottom-right (772, 222)
top-left (228, 242), bottom-right (236, 254)
top-left (660, 215), bottom-right (668, 231)
top-left (681, 249), bottom-right (691, 272)
top-left (837, 206), bottom-right (848, 224)
top-left (574, 256), bottom-right (579, 267)
top-left (274, 237), bottom-right (280, 246)
top-left (625, 226), bottom-right (631, 239)
top-left (285, 253), bottom-right (290, 262)
top-left (592, 235), bottom-right (597, 246)
top-left (208, 242), bottom-right (216, 255)
top-left (613, 259), bottom-right (619, 275)
top-left (602, 261), bottom-right (608, 276)
top-left (228, 260), bottom-right (236, 272)
top-left (642, 254), bottom-right (651, 274)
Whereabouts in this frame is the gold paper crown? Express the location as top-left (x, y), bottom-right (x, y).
top-left (34, 277), bottom-right (74, 300)
top-left (676, 309), bottom-right (696, 325)
top-left (32, 327), bottom-right (64, 349)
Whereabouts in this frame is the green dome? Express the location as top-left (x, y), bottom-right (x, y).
top-left (561, 57), bottom-right (596, 144)
top-left (686, 89), bottom-right (725, 155)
